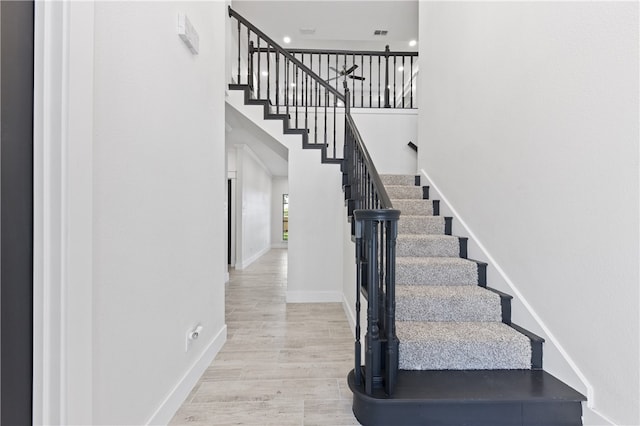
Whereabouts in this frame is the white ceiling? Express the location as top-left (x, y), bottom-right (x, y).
top-left (232, 0), bottom-right (419, 51)
top-left (226, 1), bottom-right (419, 177)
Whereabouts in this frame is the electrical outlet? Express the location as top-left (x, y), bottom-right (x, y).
top-left (185, 324), bottom-right (203, 352)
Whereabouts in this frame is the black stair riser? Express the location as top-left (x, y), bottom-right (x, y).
top-left (246, 99), bottom-right (268, 107)
top-left (322, 158), bottom-right (343, 165)
top-left (352, 399), bottom-right (583, 426)
top-left (349, 369), bottom-right (586, 426)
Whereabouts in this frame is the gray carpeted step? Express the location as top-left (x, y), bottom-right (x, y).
top-left (399, 216), bottom-right (445, 235)
top-left (381, 174), bottom-right (416, 186)
top-left (396, 285), bottom-right (502, 322)
top-left (386, 185), bottom-right (423, 200)
top-left (392, 199), bottom-right (433, 216)
top-left (396, 257), bottom-right (478, 286)
top-left (397, 234), bottom-right (459, 257)
top-left (397, 321), bottom-right (532, 370)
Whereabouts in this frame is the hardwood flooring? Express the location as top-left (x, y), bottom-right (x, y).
top-left (170, 249), bottom-right (360, 425)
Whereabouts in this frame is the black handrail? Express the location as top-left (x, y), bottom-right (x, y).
top-left (228, 6), bottom-right (345, 102)
top-left (255, 46), bottom-right (418, 57)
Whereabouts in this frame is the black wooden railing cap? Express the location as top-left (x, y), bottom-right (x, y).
top-left (354, 209), bottom-right (401, 222)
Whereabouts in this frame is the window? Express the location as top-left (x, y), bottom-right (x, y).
top-left (282, 194), bottom-right (289, 241)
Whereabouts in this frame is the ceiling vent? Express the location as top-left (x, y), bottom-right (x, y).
top-left (299, 28), bottom-right (316, 35)
top-left (373, 29), bottom-right (388, 36)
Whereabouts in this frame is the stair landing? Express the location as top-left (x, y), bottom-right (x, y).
top-left (348, 369), bottom-right (586, 426)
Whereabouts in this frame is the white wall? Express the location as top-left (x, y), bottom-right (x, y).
top-left (226, 94), bottom-right (345, 303)
top-left (90, 2), bottom-right (227, 424)
top-left (271, 177), bottom-right (289, 248)
top-left (235, 145), bottom-right (272, 269)
top-left (286, 142), bottom-right (345, 302)
top-left (351, 109), bottom-right (418, 175)
top-left (418, 2), bottom-right (639, 425)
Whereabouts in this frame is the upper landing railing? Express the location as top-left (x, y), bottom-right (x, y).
top-left (253, 46), bottom-right (419, 109)
top-left (229, 6), bottom-right (402, 397)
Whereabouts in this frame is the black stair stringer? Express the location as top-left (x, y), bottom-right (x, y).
top-left (485, 286), bottom-right (512, 324)
top-left (432, 200), bottom-right (439, 216)
top-left (444, 217), bottom-right (453, 235)
top-left (467, 259), bottom-right (487, 287)
top-left (510, 323), bottom-right (545, 369)
top-left (228, 84), bottom-right (342, 165)
top-left (422, 186), bottom-right (430, 199)
top-left (348, 369), bottom-right (586, 426)
top-left (458, 237), bottom-right (468, 258)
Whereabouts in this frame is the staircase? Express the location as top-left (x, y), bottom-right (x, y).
top-left (347, 174), bottom-right (586, 425)
top-left (227, 7), bottom-right (586, 426)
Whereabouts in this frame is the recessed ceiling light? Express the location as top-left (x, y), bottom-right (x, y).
top-left (261, 71), bottom-right (268, 76)
top-left (397, 66), bottom-right (404, 72)
top-left (283, 36), bottom-right (291, 44)
top-left (409, 40), bottom-right (417, 47)
top-left (291, 83), bottom-right (296, 87)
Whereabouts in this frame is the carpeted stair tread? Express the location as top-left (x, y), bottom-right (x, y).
top-left (399, 216), bottom-right (446, 235)
top-left (378, 176), bottom-right (536, 382)
top-left (380, 174), bottom-right (417, 186)
top-left (397, 257), bottom-right (478, 286)
top-left (392, 199), bottom-right (433, 216)
top-left (397, 234), bottom-right (459, 257)
top-left (397, 321), bottom-right (532, 370)
top-left (386, 185), bottom-right (424, 200)
top-left (396, 285), bottom-right (501, 322)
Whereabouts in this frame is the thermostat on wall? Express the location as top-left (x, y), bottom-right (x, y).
top-left (178, 13), bottom-right (199, 54)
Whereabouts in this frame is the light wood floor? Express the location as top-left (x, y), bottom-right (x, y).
top-left (170, 249), bottom-right (360, 425)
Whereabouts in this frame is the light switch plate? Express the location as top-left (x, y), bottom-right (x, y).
top-left (178, 13), bottom-right (199, 55)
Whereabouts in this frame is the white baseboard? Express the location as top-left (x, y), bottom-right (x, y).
top-left (145, 325), bottom-right (227, 425)
top-left (236, 246), bottom-right (270, 270)
top-left (582, 406), bottom-right (615, 426)
top-left (271, 242), bottom-right (288, 249)
top-left (419, 168), bottom-right (594, 405)
top-left (286, 291), bottom-right (342, 303)
top-left (224, 272), bottom-right (229, 283)
top-left (342, 293), bottom-right (357, 338)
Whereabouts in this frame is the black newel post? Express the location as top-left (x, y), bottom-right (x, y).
top-left (384, 45), bottom-right (391, 108)
top-left (248, 40), bottom-right (255, 90)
